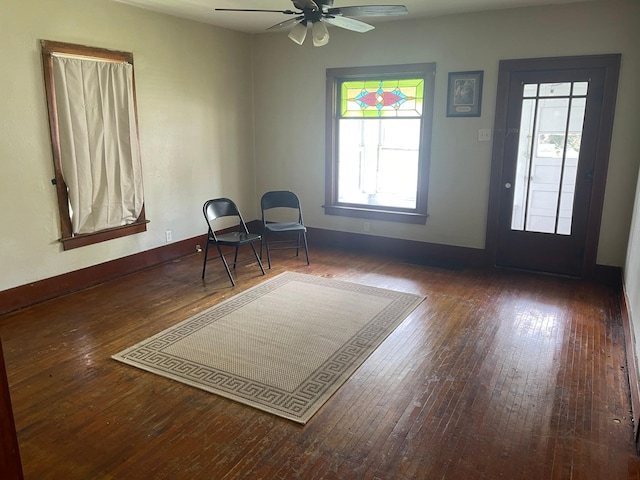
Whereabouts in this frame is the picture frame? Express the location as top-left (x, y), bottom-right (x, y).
top-left (446, 70), bottom-right (483, 117)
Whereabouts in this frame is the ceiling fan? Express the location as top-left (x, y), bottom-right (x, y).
top-left (216, 0), bottom-right (408, 47)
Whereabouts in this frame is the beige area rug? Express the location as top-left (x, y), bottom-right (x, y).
top-left (112, 272), bottom-right (424, 424)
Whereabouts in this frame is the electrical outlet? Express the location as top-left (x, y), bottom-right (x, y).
top-left (195, 244), bottom-right (202, 253)
top-left (165, 230), bottom-right (172, 242)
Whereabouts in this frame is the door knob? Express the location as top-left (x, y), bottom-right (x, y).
top-left (505, 182), bottom-right (512, 189)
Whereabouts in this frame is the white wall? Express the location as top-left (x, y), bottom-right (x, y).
top-left (2, 0), bottom-right (639, 295)
top-left (626, 167), bottom-right (640, 380)
top-left (0, 0), bottom-right (254, 291)
top-left (252, 1), bottom-right (640, 264)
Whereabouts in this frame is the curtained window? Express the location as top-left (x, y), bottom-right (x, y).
top-left (41, 40), bottom-right (147, 250)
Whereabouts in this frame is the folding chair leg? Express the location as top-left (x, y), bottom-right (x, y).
top-left (250, 243), bottom-right (266, 275)
top-left (216, 244), bottom-right (235, 286)
top-left (303, 232), bottom-right (310, 265)
top-left (264, 237), bottom-right (272, 269)
top-left (233, 245), bottom-right (239, 270)
top-left (201, 240), bottom-right (210, 279)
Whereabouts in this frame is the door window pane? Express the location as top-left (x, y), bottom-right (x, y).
top-left (556, 98), bottom-right (586, 234)
top-left (573, 82), bottom-right (588, 96)
top-left (539, 82), bottom-right (571, 97)
top-left (523, 84), bottom-right (538, 98)
top-left (510, 83), bottom-right (586, 235)
top-left (511, 99), bottom-right (536, 231)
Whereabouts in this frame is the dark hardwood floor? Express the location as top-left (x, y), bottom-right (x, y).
top-left (1, 247), bottom-right (639, 479)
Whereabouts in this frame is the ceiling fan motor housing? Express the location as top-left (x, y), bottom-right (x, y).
top-left (293, 0), bottom-right (335, 11)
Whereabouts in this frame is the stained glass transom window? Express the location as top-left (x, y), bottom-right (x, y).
top-left (340, 79), bottom-right (424, 118)
top-left (325, 63), bottom-right (435, 225)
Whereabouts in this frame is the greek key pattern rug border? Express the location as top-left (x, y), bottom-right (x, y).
top-left (112, 272), bottom-right (424, 424)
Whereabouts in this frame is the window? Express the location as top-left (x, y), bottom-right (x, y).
top-left (510, 82), bottom-right (588, 235)
top-left (324, 63), bottom-right (435, 224)
top-left (41, 40), bottom-right (147, 250)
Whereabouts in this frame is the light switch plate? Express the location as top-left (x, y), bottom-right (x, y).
top-left (478, 128), bottom-right (492, 142)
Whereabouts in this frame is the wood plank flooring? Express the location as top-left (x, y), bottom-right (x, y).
top-left (1, 247), bottom-right (639, 479)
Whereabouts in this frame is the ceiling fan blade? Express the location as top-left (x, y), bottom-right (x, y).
top-left (216, 8), bottom-right (299, 14)
top-left (323, 15), bottom-right (374, 33)
top-left (327, 5), bottom-right (409, 17)
top-left (267, 16), bottom-right (305, 31)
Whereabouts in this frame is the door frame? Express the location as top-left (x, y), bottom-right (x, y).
top-left (485, 54), bottom-right (621, 278)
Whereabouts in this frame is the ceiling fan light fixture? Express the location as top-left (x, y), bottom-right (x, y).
top-left (288, 21), bottom-right (308, 45)
top-left (312, 20), bottom-right (330, 47)
top-left (220, 1), bottom-right (403, 46)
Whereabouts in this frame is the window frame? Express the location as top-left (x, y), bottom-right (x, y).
top-left (41, 40), bottom-right (148, 251)
top-left (324, 63), bottom-right (436, 224)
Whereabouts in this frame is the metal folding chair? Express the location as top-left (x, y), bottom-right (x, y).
top-left (260, 190), bottom-right (310, 269)
top-left (202, 198), bottom-right (265, 285)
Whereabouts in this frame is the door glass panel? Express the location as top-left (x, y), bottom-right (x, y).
top-left (511, 99), bottom-right (536, 231)
top-left (539, 82), bottom-right (571, 96)
top-left (573, 82), bottom-right (588, 96)
top-left (556, 97), bottom-right (586, 234)
top-left (510, 82), bottom-right (586, 235)
top-left (523, 84), bottom-right (538, 97)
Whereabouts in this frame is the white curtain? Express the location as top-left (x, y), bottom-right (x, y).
top-left (52, 56), bottom-right (144, 235)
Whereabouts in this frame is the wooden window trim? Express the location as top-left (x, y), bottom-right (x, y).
top-left (324, 63), bottom-right (436, 225)
top-left (41, 40), bottom-right (147, 251)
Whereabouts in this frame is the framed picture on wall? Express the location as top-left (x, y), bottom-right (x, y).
top-left (446, 71), bottom-right (483, 117)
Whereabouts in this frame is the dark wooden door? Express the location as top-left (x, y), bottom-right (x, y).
top-left (488, 55), bottom-right (620, 277)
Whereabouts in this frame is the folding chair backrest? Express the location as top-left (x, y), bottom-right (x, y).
top-left (261, 191), bottom-right (303, 223)
top-left (261, 191), bottom-right (301, 211)
top-left (204, 198), bottom-right (239, 222)
top-left (203, 198), bottom-right (249, 239)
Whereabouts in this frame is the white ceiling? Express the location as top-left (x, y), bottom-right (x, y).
top-left (112, 0), bottom-right (589, 34)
